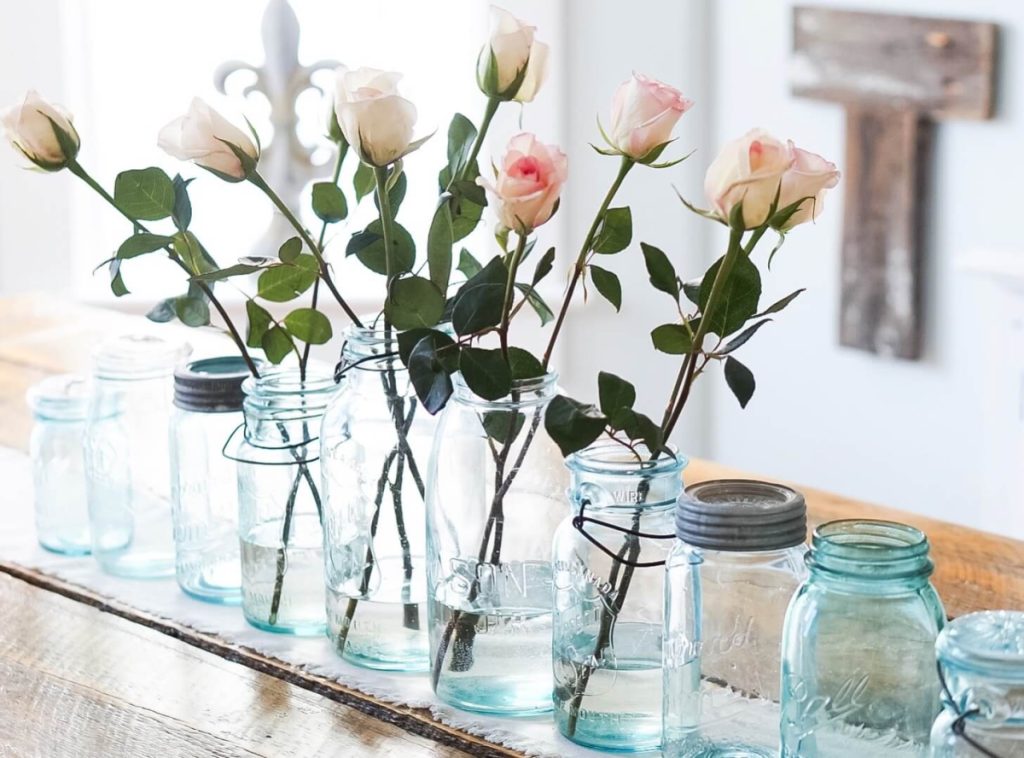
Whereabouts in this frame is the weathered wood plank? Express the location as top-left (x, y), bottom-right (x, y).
top-left (0, 571), bottom-right (476, 758)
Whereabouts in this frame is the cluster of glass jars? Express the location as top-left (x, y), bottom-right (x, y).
top-left (26, 333), bottom-right (1024, 756)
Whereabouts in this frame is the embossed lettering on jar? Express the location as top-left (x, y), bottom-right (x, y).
top-left (781, 520), bottom-right (946, 757)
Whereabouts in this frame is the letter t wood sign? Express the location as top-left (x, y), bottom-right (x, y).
top-left (791, 7), bottom-right (996, 359)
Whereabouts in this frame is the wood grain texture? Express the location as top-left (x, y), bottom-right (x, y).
top-left (0, 571), bottom-right (475, 758)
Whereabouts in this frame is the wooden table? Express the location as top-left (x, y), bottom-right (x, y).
top-left (1, 294), bottom-right (1022, 757)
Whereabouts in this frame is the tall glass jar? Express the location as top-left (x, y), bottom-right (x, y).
top-left (426, 373), bottom-right (567, 715)
top-left (27, 374), bottom-right (92, 555)
top-left (781, 519), bottom-right (946, 757)
top-left (236, 366), bottom-right (333, 635)
top-left (169, 357), bottom-right (252, 604)
top-left (552, 441), bottom-right (686, 752)
top-left (931, 610), bottom-right (1024, 757)
top-left (84, 335), bottom-right (190, 577)
top-left (321, 325), bottom-right (435, 671)
top-left (663, 479), bottom-right (808, 758)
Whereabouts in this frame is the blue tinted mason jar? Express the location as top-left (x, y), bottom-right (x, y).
top-left (169, 357), bottom-right (252, 604)
top-left (321, 325), bottom-right (435, 671)
top-left (781, 519), bottom-right (946, 757)
top-left (552, 441), bottom-right (686, 752)
top-left (84, 335), bottom-right (190, 577)
top-left (26, 374), bottom-right (92, 555)
top-left (663, 480), bottom-right (808, 758)
top-left (426, 373), bottom-right (567, 715)
top-left (236, 366), bottom-right (333, 636)
top-left (931, 610), bottom-right (1024, 757)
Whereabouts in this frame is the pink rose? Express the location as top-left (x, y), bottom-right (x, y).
top-left (480, 132), bottom-right (567, 234)
top-left (608, 73), bottom-right (693, 161)
top-left (775, 142), bottom-right (840, 229)
top-left (704, 129), bottom-right (794, 229)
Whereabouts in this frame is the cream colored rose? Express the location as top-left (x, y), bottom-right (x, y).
top-left (334, 66), bottom-right (420, 167)
top-left (157, 97), bottom-right (259, 181)
top-left (704, 129), bottom-right (794, 229)
top-left (608, 73), bottom-right (692, 161)
top-left (1, 90), bottom-right (80, 171)
top-left (480, 132), bottom-right (567, 233)
top-left (775, 143), bottom-right (840, 229)
top-left (477, 6), bottom-right (549, 103)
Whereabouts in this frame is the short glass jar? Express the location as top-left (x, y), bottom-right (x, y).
top-left (426, 372), bottom-right (567, 715)
top-left (169, 357), bottom-right (252, 604)
top-left (27, 374), bottom-right (92, 555)
top-left (930, 610), bottom-right (1024, 757)
top-left (552, 441), bottom-right (685, 752)
top-left (781, 519), bottom-right (946, 757)
top-left (663, 479), bottom-right (808, 758)
top-left (321, 325), bottom-right (435, 671)
top-left (236, 366), bottom-right (333, 636)
top-left (84, 335), bottom-right (190, 577)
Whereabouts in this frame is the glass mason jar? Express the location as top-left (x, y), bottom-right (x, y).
top-left (26, 374), bottom-right (92, 555)
top-left (236, 366), bottom-right (333, 635)
top-left (169, 357), bottom-right (252, 604)
top-left (426, 372), bottom-right (567, 715)
top-left (552, 440), bottom-right (686, 752)
top-left (663, 479), bottom-right (809, 758)
top-left (930, 610), bottom-right (1024, 757)
top-left (781, 519), bottom-right (946, 757)
top-left (84, 335), bottom-right (190, 577)
top-left (321, 325), bottom-right (436, 671)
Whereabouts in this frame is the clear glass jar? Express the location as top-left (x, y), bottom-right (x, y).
top-left (552, 440), bottom-right (686, 752)
top-left (663, 479), bottom-right (809, 758)
top-left (236, 366), bottom-right (333, 636)
top-left (930, 610), bottom-right (1024, 757)
top-left (426, 372), bottom-right (567, 715)
top-left (84, 335), bottom-right (190, 577)
top-left (781, 519), bottom-right (946, 757)
top-left (169, 357), bottom-right (252, 604)
top-left (26, 374), bottom-right (92, 555)
top-left (321, 326), bottom-right (435, 671)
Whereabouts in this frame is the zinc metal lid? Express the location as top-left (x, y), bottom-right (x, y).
top-left (173, 356), bottom-right (253, 413)
top-left (676, 479), bottom-right (807, 551)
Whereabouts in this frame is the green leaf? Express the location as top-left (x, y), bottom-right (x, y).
top-left (641, 242), bottom-right (680, 299)
top-left (257, 255), bottom-right (319, 302)
top-left (283, 308), bottom-right (332, 345)
top-left (353, 161), bottom-right (375, 202)
top-left (171, 175), bottom-right (193, 231)
top-left (427, 198), bottom-right (454, 293)
top-left (507, 347), bottom-right (545, 380)
top-left (544, 395), bottom-right (607, 458)
top-left (109, 259), bottom-right (129, 296)
top-left (651, 323), bottom-right (693, 354)
top-left (174, 295), bottom-right (210, 327)
top-left (408, 332), bottom-right (458, 413)
top-left (147, 299), bottom-right (176, 323)
top-left (451, 195), bottom-right (484, 242)
top-left (452, 256), bottom-right (507, 335)
top-left (482, 410), bottom-right (525, 444)
top-left (457, 248), bottom-right (482, 279)
top-left (720, 318), bottom-right (771, 355)
top-left (446, 113), bottom-right (478, 183)
top-left (724, 356), bottom-right (755, 408)
top-left (515, 283), bottom-right (554, 326)
top-left (698, 254), bottom-right (762, 337)
top-left (114, 167), bottom-right (175, 221)
top-left (755, 288), bottom-right (805, 318)
top-left (261, 326), bottom-right (293, 365)
top-left (117, 233), bottom-right (173, 260)
top-left (593, 207), bottom-right (632, 254)
top-left (612, 409), bottom-right (664, 453)
top-left (245, 300), bottom-right (273, 349)
top-left (598, 371), bottom-right (636, 417)
top-left (192, 263), bottom-right (266, 282)
top-left (173, 230), bottom-right (216, 275)
top-left (385, 276), bottom-right (445, 330)
top-left (312, 182), bottom-right (347, 223)
top-left (682, 279), bottom-right (702, 306)
top-left (589, 265), bottom-right (622, 311)
top-left (459, 347), bottom-right (512, 401)
top-left (373, 169), bottom-right (407, 217)
top-left (531, 247), bottom-right (555, 286)
top-left (346, 220), bottom-right (415, 276)
top-left (279, 237), bottom-right (302, 263)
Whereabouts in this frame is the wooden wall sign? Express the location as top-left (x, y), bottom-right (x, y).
top-left (791, 7), bottom-right (997, 359)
